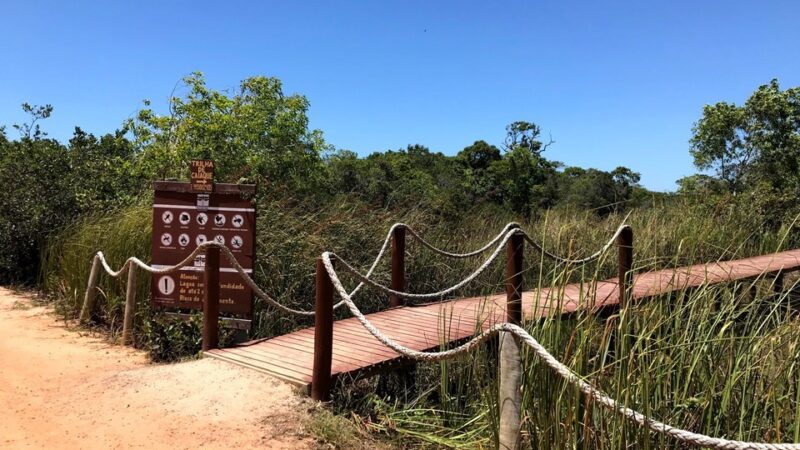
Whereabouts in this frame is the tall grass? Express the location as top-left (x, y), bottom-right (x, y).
top-left (40, 195), bottom-right (800, 446)
top-left (356, 202), bottom-right (800, 448)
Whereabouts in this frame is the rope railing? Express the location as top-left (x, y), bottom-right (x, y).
top-left (329, 227), bottom-right (520, 301)
top-left (82, 220), bottom-right (631, 326)
top-left (318, 251), bottom-right (800, 450)
top-left (81, 219), bottom-right (688, 447)
top-left (402, 222), bottom-right (521, 258)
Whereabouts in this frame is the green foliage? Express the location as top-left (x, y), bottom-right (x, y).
top-left (0, 105), bottom-right (142, 284)
top-left (326, 144), bottom-right (469, 216)
top-left (144, 313), bottom-right (235, 362)
top-left (325, 124), bottom-right (642, 219)
top-left (690, 79), bottom-right (800, 224)
top-left (41, 204), bottom-right (152, 323)
top-left (126, 72), bottom-right (330, 195)
top-left (335, 203), bottom-right (798, 448)
top-left (144, 313), bottom-right (204, 362)
top-left (15, 72), bottom-right (800, 447)
top-left (0, 135), bottom-right (76, 282)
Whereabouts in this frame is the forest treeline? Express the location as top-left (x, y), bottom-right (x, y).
top-left (1, 73), bottom-right (798, 284)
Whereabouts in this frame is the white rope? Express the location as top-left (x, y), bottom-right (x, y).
top-left (91, 227), bottom-right (396, 316)
top-left (320, 252), bottom-right (800, 450)
top-left (521, 223), bottom-right (631, 265)
top-left (327, 222), bottom-right (630, 301)
top-left (403, 222), bottom-right (521, 258)
top-left (329, 228), bottom-right (520, 300)
top-left (93, 219), bottom-right (627, 312)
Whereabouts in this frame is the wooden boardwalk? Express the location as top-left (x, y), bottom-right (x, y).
top-left (205, 249), bottom-right (800, 390)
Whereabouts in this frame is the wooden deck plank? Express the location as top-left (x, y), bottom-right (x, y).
top-left (206, 248), bottom-right (800, 389)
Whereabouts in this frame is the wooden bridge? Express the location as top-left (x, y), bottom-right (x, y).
top-left (203, 225), bottom-right (800, 401)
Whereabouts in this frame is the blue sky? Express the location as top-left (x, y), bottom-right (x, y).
top-left (2, 1), bottom-right (798, 191)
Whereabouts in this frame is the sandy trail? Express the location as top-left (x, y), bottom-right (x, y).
top-left (0, 287), bottom-right (313, 449)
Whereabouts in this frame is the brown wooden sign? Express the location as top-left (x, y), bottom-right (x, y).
top-left (190, 159), bottom-right (215, 193)
top-left (151, 180), bottom-right (256, 316)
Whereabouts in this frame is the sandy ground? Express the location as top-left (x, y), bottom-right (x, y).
top-left (0, 287), bottom-right (313, 449)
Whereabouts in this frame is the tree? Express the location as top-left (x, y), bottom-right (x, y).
top-left (457, 140), bottom-right (502, 202)
top-left (611, 166), bottom-right (641, 207)
top-left (125, 72), bottom-right (330, 196)
top-left (503, 121), bottom-right (553, 155)
top-left (497, 121), bottom-right (557, 217)
top-left (12, 103), bottom-right (53, 140)
top-left (690, 80), bottom-right (800, 195)
top-left (67, 127), bottom-right (142, 211)
top-left (676, 174), bottom-right (727, 197)
top-left (0, 105), bottom-right (76, 282)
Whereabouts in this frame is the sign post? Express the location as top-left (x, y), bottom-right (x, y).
top-left (151, 162), bottom-right (256, 320)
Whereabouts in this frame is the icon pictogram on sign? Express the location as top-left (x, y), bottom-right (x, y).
top-left (232, 214), bottom-right (244, 228)
top-left (196, 212), bottom-right (208, 226)
top-left (231, 235), bottom-right (243, 249)
top-left (214, 235), bottom-right (225, 245)
top-left (157, 275), bottom-right (175, 295)
top-left (162, 211), bottom-right (174, 224)
top-left (214, 214), bottom-right (226, 226)
top-left (196, 234), bottom-right (207, 246)
top-left (178, 233), bottom-right (190, 247)
top-left (160, 233), bottom-right (172, 246)
top-left (179, 212), bottom-right (191, 225)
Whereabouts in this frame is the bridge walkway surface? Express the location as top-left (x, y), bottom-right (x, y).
top-left (204, 249), bottom-right (800, 390)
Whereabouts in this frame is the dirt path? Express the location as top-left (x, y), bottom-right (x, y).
top-left (0, 287), bottom-right (313, 449)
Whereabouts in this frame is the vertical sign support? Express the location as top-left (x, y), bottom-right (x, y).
top-left (312, 257), bottom-right (334, 401)
top-left (390, 225), bottom-right (406, 308)
top-left (202, 246), bottom-right (221, 351)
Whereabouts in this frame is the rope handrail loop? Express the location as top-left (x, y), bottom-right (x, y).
top-left (322, 220), bottom-right (631, 301)
top-left (326, 227), bottom-right (522, 301)
top-left (401, 222), bottom-right (522, 258)
top-left (91, 219), bottom-right (630, 315)
top-left (320, 251), bottom-right (800, 450)
top-left (520, 222), bottom-right (632, 265)
top-left (92, 242), bottom-right (321, 316)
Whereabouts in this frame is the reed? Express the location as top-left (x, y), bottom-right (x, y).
top-left (40, 195), bottom-right (800, 446)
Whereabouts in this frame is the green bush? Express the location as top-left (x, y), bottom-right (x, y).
top-left (144, 313), bottom-right (235, 362)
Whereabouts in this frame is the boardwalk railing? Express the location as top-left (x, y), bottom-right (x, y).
top-left (81, 222), bottom-right (800, 450)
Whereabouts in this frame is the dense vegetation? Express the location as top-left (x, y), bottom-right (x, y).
top-left (4, 74), bottom-right (800, 447)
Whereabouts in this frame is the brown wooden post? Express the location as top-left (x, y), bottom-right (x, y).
top-left (122, 264), bottom-right (137, 346)
top-left (312, 257), bottom-right (335, 401)
top-left (506, 232), bottom-right (524, 325)
top-left (79, 255), bottom-right (101, 324)
top-left (202, 246), bottom-right (221, 351)
top-left (498, 331), bottom-right (522, 449)
top-left (617, 226), bottom-right (633, 308)
top-left (390, 226), bottom-right (406, 308)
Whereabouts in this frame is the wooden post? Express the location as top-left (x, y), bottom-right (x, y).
top-left (506, 232), bottom-right (524, 325)
top-left (390, 226), bottom-right (406, 308)
top-left (202, 246), bottom-right (221, 351)
top-left (617, 226), bottom-right (633, 308)
top-left (79, 255), bottom-right (101, 324)
top-left (498, 331), bottom-right (522, 450)
top-left (312, 257), bottom-right (335, 401)
top-left (122, 264), bottom-right (137, 346)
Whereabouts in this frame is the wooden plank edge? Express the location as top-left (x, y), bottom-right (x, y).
top-left (203, 350), bottom-right (311, 390)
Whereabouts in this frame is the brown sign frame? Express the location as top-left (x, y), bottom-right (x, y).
top-left (151, 180), bottom-right (256, 317)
